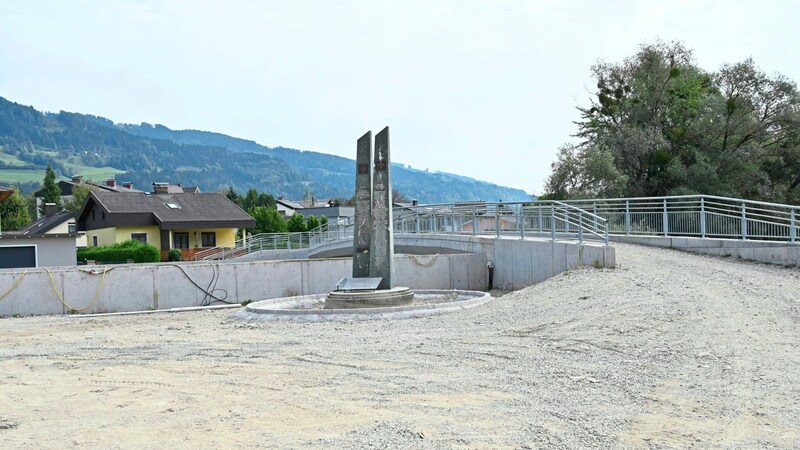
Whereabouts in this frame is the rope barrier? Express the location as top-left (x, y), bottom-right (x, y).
top-left (0, 270), bottom-right (27, 301)
top-left (408, 254), bottom-right (440, 267)
top-left (46, 268), bottom-right (108, 312)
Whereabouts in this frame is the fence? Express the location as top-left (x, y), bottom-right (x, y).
top-left (393, 200), bottom-right (609, 244)
top-left (560, 195), bottom-right (797, 242)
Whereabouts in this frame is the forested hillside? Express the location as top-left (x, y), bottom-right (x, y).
top-left (0, 97), bottom-right (529, 203)
top-left (544, 42), bottom-right (800, 204)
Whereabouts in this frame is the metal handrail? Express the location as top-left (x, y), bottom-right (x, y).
top-left (194, 217), bottom-right (353, 261)
top-left (393, 199), bottom-right (609, 245)
top-left (194, 194), bottom-right (798, 262)
top-left (558, 194), bottom-right (798, 242)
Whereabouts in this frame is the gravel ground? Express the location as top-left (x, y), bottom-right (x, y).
top-left (1, 243), bottom-right (799, 449)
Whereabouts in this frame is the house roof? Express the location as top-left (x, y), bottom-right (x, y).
top-left (79, 191), bottom-right (255, 229)
top-left (276, 198), bottom-right (334, 210)
top-left (34, 179), bottom-right (141, 197)
top-left (15, 210), bottom-right (77, 235)
top-left (0, 186), bottom-right (12, 203)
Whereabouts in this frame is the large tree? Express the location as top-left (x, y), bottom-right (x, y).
top-left (546, 41), bottom-right (800, 202)
top-left (0, 187), bottom-right (32, 231)
top-left (39, 164), bottom-right (63, 214)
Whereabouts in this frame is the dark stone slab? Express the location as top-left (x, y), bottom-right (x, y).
top-left (369, 126), bottom-right (395, 289)
top-left (352, 130), bottom-right (372, 278)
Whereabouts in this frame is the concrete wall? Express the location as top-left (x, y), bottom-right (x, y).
top-left (0, 252), bottom-right (486, 317)
top-left (242, 234), bottom-right (615, 291)
top-left (612, 235), bottom-right (800, 265)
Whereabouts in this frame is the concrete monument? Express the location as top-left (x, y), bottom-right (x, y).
top-left (325, 126), bottom-right (412, 308)
top-left (352, 131), bottom-right (372, 278)
top-left (368, 126), bottom-right (394, 290)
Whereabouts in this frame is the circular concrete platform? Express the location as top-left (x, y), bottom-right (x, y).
top-left (233, 289), bottom-right (492, 322)
top-left (324, 286), bottom-right (414, 309)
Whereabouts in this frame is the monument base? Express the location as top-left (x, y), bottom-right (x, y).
top-left (324, 287), bottom-right (414, 309)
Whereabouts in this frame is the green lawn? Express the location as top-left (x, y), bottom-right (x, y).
top-left (61, 162), bottom-right (124, 180)
top-left (0, 169), bottom-right (47, 183)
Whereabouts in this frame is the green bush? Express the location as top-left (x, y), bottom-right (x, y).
top-left (77, 240), bottom-right (160, 264)
top-left (168, 248), bottom-right (182, 261)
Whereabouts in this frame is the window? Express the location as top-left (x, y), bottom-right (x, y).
top-left (92, 210), bottom-right (95, 221)
top-left (131, 233), bottom-right (147, 244)
top-left (201, 232), bottom-right (216, 247)
top-left (92, 236), bottom-right (98, 247)
top-left (173, 232), bottom-right (189, 249)
top-left (102, 211), bottom-right (105, 220)
top-left (165, 203), bottom-right (181, 209)
top-left (68, 223), bottom-right (76, 233)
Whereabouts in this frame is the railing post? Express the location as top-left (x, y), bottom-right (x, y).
top-left (741, 202), bottom-right (747, 240)
top-left (604, 221), bottom-right (609, 245)
top-left (578, 212), bottom-right (583, 243)
top-left (663, 198), bottom-right (669, 237)
top-left (625, 200), bottom-right (631, 235)
top-left (495, 207), bottom-right (500, 238)
top-left (519, 208), bottom-right (524, 239)
top-left (700, 197), bottom-right (706, 238)
top-left (791, 208), bottom-right (796, 243)
top-left (592, 203), bottom-right (598, 231)
top-left (472, 206), bottom-right (477, 235)
top-left (538, 206), bottom-right (543, 232)
top-left (550, 205), bottom-right (556, 241)
top-left (415, 213), bottom-right (420, 234)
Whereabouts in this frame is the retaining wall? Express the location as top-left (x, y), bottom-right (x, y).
top-left (612, 235), bottom-right (800, 265)
top-left (0, 252), bottom-right (486, 317)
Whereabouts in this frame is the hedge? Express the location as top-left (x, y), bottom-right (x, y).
top-left (77, 240), bottom-right (160, 264)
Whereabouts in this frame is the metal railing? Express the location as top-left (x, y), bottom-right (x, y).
top-left (193, 194), bottom-right (797, 262)
top-left (559, 195), bottom-right (798, 242)
top-left (393, 200), bottom-right (609, 244)
top-left (194, 217), bottom-right (354, 261)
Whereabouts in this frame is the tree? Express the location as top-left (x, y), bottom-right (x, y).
top-left (0, 187), bottom-right (32, 231)
top-left (39, 164), bottom-right (62, 215)
top-left (319, 215), bottom-right (329, 226)
top-left (286, 213), bottom-right (306, 232)
top-left (64, 184), bottom-right (97, 213)
top-left (222, 185), bottom-right (240, 204)
top-left (249, 206), bottom-right (287, 234)
top-left (545, 41), bottom-right (800, 201)
top-left (305, 215), bottom-right (319, 231)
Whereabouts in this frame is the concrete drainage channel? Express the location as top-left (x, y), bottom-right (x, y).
top-left (232, 289), bottom-right (492, 322)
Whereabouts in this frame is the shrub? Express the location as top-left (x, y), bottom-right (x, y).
top-left (78, 240), bottom-right (160, 264)
top-left (168, 249), bottom-right (182, 261)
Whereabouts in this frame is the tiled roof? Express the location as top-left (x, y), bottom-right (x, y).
top-left (16, 210), bottom-right (76, 235)
top-left (85, 192), bottom-right (255, 227)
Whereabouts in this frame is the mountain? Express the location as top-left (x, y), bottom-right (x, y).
top-left (0, 97), bottom-right (530, 203)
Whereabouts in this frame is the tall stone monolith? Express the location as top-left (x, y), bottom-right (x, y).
top-left (369, 126), bottom-right (394, 289)
top-left (352, 131), bottom-right (373, 278)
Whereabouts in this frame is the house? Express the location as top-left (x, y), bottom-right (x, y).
top-left (0, 195), bottom-right (79, 269)
top-left (14, 204), bottom-right (87, 247)
top-left (275, 198), bottom-right (305, 217)
top-left (76, 191), bottom-right (255, 261)
top-left (34, 175), bottom-right (140, 218)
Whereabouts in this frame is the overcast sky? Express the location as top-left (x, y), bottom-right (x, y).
top-left (1, 1), bottom-right (798, 195)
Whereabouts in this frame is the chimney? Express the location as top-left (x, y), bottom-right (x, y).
top-left (123, 182), bottom-right (133, 190)
top-left (71, 175), bottom-right (83, 184)
top-left (44, 202), bottom-right (57, 217)
top-left (412, 199), bottom-right (418, 206)
top-left (106, 178), bottom-right (117, 188)
top-left (153, 182), bottom-right (169, 194)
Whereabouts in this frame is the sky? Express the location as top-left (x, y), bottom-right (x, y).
top-left (0, 1), bottom-right (798, 195)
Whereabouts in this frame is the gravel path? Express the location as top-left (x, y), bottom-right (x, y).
top-left (1, 243), bottom-right (799, 449)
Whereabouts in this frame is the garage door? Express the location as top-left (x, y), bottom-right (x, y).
top-left (0, 246), bottom-right (37, 269)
